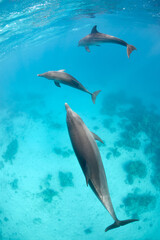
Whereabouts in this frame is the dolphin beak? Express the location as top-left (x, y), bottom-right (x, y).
top-left (37, 74), bottom-right (41, 77)
top-left (65, 103), bottom-right (70, 111)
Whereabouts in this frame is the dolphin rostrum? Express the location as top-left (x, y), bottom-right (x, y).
top-left (65, 103), bottom-right (138, 232)
top-left (37, 70), bottom-right (101, 104)
top-left (78, 25), bottom-right (136, 58)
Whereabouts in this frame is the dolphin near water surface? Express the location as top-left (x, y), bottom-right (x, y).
top-left (65, 103), bottom-right (138, 232)
top-left (78, 25), bottom-right (136, 58)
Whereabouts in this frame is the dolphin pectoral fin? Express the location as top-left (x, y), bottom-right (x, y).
top-left (54, 81), bottom-right (61, 87)
top-left (91, 25), bottom-right (99, 34)
top-left (57, 69), bottom-right (65, 72)
top-left (84, 164), bottom-right (90, 186)
top-left (85, 46), bottom-right (90, 52)
top-left (86, 175), bottom-right (89, 186)
top-left (91, 132), bottom-right (104, 144)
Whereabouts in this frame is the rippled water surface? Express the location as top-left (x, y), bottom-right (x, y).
top-left (0, 0), bottom-right (160, 58)
top-left (0, 1), bottom-right (160, 240)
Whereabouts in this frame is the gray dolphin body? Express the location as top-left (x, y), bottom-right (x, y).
top-left (65, 103), bottom-right (138, 232)
top-left (78, 25), bottom-right (136, 58)
top-left (37, 70), bottom-right (101, 104)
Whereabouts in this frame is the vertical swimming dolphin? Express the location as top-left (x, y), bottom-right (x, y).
top-left (65, 103), bottom-right (138, 232)
top-left (78, 25), bottom-right (136, 58)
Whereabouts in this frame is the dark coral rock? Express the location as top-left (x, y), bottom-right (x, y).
top-left (43, 174), bottom-right (52, 188)
top-left (106, 152), bottom-right (112, 160)
top-left (33, 218), bottom-right (42, 224)
top-left (84, 227), bottom-right (92, 234)
top-left (122, 190), bottom-right (156, 218)
top-left (144, 143), bottom-right (156, 155)
top-left (102, 91), bottom-right (160, 190)
top-left (150, 148), bottom-right (160, 168)
top-left (93, 126), bottom-right (99, 131)
top-left (115, 130), bottom-right (141, 151)
top-left (29, 110), bottom-right (42, 121)
top-left (149, 148), bottom-right (160, 190)
top-left (109, 147), bottom-right (121, 157)
top-left (53, 147), bottom-right (73, 158)
top-left (49, 122), bottom-right (62, 129)
top-left (59, 171), bottom-right (74, 187)
top-left (101, 91), bottom-right (128, 116)
top-left (10, 179), bottom-right (19, 190)
top-left (2, 139), bottom-right (18, 163)
top-left (123, 104), bottom-right (160, 145)
top-left (151, 173), bottom-right (160, 190)
top-left (123, 161), bottom-right (147, 184)
top-left (92, 117), bottom-right (96, 120)
top-left (40, 188), bottom-right (58, 203)
top-left (103, 118), bottom-right (112, 128)
top-left (46, 174), bottom-right (52, 181)
top-left (103, 118), bottom-right (116, 133)
top-left (4, 217), bottom-right (9, 222)
top-left (46, 120), bottom-right (62, 130)
top-left (0, 161), bottom-right (4, 170)
top-left (43, 112), bottom-right (62, 130)
top-left (39, 174), bottom-right (56, 201)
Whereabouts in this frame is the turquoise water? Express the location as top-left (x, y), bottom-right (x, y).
top-left (0, 1), bottom-right (160, 239)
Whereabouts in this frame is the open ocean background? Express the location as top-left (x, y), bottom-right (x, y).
top-left (0, 0), bottom-right (160, 239)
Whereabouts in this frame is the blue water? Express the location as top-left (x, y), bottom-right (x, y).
top-left (0, 1), bottom-right (160, 239)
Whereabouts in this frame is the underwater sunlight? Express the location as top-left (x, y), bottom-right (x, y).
top-left (0, 0), bottom-right (160, 240)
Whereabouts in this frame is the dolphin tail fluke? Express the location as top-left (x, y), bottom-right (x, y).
top-left (105, 219), bottom-right (138, 232)
top-left (91, 90), bottom-right (101, 104)
top-left (127, 44), bottom-right (137, 58)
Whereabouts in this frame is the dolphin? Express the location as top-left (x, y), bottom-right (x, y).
top-left (37, 70), bottom-right (101, 104)
top-left (65, 103), bottom-right (138, 232)
top-left (78, 25), bottom-right (136, 58)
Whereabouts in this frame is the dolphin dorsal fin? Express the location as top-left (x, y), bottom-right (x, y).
top-left (91, 25), bottom-right (99, 34)
top-left (58, 69), bottom-right (65, 72)
top-left (91, 131), bottom-right (104, 143)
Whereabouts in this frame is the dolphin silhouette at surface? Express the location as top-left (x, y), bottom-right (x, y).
top-left (65, 103), bottom-right (138, 232)
top-left (37, 70), bottom-right (101, 104)
top-left (78, 25), bottom-right (136, 58)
